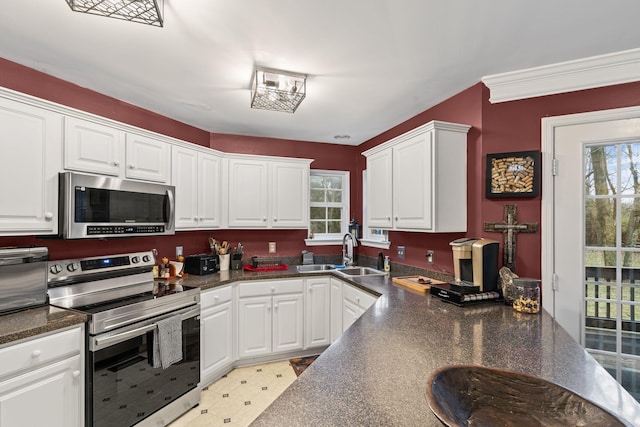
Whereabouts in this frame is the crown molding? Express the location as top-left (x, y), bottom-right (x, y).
top-left (482, 48), bottom-right (640, 103)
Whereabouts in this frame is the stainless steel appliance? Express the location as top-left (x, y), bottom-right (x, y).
top-left (0, 246), bottom-right (49, 314)
top-left (59, 171), bottom-right (175, 239)
top-left (48, 250), bottom-right (200, 427)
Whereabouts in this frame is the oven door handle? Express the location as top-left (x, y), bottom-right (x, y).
top-left (91, 306), bottom-right (200, 351)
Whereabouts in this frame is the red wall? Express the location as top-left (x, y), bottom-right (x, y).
top-left (4, 55), bottom-right (640, 274)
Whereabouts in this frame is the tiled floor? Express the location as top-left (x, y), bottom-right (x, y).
top-left (169, 360), bottom-right (297, 426)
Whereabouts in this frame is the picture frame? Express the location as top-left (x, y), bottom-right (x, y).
top-left (486, 150), bottom-right (540, 198)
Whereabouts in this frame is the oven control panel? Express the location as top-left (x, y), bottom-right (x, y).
top-left (48, 250), bottom-right (155, 282)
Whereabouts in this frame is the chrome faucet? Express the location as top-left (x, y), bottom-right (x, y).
top-left (342, 233), bottom-right (357, 266)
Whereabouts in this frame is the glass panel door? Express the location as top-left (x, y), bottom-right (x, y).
top-left (584, 142), bottom-right (640, 401)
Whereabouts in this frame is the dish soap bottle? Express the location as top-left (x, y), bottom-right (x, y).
top-left (384, 256), bottom-right (390, 272)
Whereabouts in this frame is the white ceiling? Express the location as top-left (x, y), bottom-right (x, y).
top-left (1, 1), bottom-right (640, 145)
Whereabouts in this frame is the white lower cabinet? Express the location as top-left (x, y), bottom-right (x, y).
top-left (0, 326), bottom-right (84, 427)
top-left (305, 277), bottom-right (331, 348)
top-left (330, 278), bottom-right (344, 343)
top-left (201, 285), bottom-right (234, 386)
top-left (237, 279), bottom-right (304, 359)
top-left (342, 283), bottom-right (378, 333)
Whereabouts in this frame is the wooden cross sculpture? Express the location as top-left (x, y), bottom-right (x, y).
top-left (484, 204), bottom-right (538, 272)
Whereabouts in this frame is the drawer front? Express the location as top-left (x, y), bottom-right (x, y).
top-left (0, 327), bottom-right (83, 379)
top-left (201, 285), bottom-right (233, 307)
top-left (238, 279), bottom-right (303, 297)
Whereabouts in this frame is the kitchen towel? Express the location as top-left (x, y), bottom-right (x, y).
top-left (153, 314), bottom-right (183, 369)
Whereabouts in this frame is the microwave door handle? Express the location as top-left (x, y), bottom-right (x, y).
top-left (167, 188), bottom-right (175, 228)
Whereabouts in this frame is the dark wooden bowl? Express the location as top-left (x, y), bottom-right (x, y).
top-left (426, 365), bottom-right (630, 426)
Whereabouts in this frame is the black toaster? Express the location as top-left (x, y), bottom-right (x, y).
top-left (184, 254), bottom-right (219, 275)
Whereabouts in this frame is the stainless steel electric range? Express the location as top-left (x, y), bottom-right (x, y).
top-left (47, 250), bottom-right (201, 427)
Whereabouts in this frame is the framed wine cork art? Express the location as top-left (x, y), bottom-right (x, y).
top-left (486, 150), bottom-right (540, 198)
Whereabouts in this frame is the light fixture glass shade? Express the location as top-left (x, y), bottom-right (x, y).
top-left (251, 67), bottom-right (307, 113)
top-left (65, 0), bottom-right (164, 27)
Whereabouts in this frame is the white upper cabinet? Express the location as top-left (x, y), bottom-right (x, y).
top-left (363, 120), bottom-right (470, 233)
top-left (228, 155), bottom-right (312, 228)
top-left (172, 145), bottom-right (221, 230)
top-left (0, 96), bottom-right (62, 235)
top-left (271, 160), bottom-right (310, 228)
top-left (64, 117), bottom-right (170, 183)
top-left (125, 133), bottom-right (170, 183)
top-left (64, 116), bottom-right (125, 177)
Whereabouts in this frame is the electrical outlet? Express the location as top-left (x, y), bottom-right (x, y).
top-left (427, 250), bottom-right (434, 265)
top-left (397, 246), bottom-right (405, 259)
top-left (269, 242), bottom-right (277, 254)
top-left (176, 246), bottom-right (183, 259)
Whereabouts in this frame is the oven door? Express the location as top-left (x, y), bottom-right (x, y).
top-left (87, 305), bottom-right (200, 427)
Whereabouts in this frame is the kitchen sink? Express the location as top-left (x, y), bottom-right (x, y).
top-left (295, 264), bottom-right (336, 273)
top-left (426, 365), bottom-right (629, 427)
top-left (336, 266), bottom-right (386, 277)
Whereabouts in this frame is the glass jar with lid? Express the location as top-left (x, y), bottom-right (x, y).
top-left (512, 278), bottom-right (541, 314)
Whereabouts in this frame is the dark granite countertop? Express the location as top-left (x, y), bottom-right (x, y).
top-left (170, 267), bottom-right (640, 425)
top-left (0, 305), bottom-right (87, 346)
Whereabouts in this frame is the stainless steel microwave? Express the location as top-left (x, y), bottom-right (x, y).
top-left (59, 172), bottom-right (175, 239)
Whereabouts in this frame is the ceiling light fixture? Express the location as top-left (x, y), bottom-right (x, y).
top-left (251, 67), bottom-right (306, 113)
top-left (65, 0), bottom-right (164, 27)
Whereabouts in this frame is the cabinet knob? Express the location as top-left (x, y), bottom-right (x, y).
top-left (129, 164), bottom-right (136, 169)
top-left (263, 218), bottom-right (267, 222)
top-left (32, 350), bottom-right (41, 358)
top-left (387, 217), bottom-right (391, 221)
top-left (271, 287), bottom-right (275, 293)
top-left (72, 370), bottom-right (81, 378)
top-left (274, 218), bottom-right (278, 222)
top-left (267, 304), bottom-right (271, 311)
top-left (214, 295), bottom-right (219, 300)
top-left (274, 304), bottom-right (278, 310)
top-left (356, 297), bottom-right (360, 304)
top-left (395, 217), bottom-right (398, 221)
top-left (44, 212), bottom-right (53, 220)
top-left (113, 161), bottom-right (120, 167)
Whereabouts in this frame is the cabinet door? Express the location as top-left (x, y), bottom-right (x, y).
top-left (64, 116), bottom-right (124, 176)
top-left (125, 133), bottom-right (170, 183)
top-left (330, 278), bottom-right (343, 343)
top-left (238, 296), bottom-right (272, 358)
top-left (305, 277), bottom-right (331, 348)
top-left (0, 355), bottom-right (82, 427)
top-left (228, 158), bottom-right (268, 227)
top-left (272, 293), bottom-right (304, 353)
top-left (198, 152), bottom-right (221, 228)
top-left (271, 161), bottom-right (309, 228)
top-left (171, 145), bottom-right (199, 228)
top-left (0, 98), bottom-right (61, 235)
top-left (366, 149), bottom-right (394, 228)
top-left (201, 300), bottom-right (233, 379)
top-left (393, 131), bottom-right (432, 230)
top-left (342, 299), bottom-right (362, 333)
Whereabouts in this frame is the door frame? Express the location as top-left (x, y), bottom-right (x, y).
top-left (541, 105), bottom-right (640, 329)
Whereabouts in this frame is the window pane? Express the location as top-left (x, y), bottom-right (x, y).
top-left (621, 143), bottom-right (640, 195)
top-left (310, 221), bottom-right (326, 234)
top-left (622, 198), bottom-right (640, 247)
top-left (326, 190), bottom-right (342, 203)
top-left (310, 189), bottom-right (325, 203)
top-left (310, 207), bottom-right (326, 220)
top-left (327, 207), bottom-right (342, 220)
top-left (585, 200), bottom-right (616, 247)
top-left (585, 249), bottom-right (617, 268)
top-left (585, 145), bottom-right (616, 196)
top-left (310, 176), bottom-right (325, 189)
top-left (327, 221), bottom-right (342, 234)
top-left (326, 176), bottom-right (342, 190)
